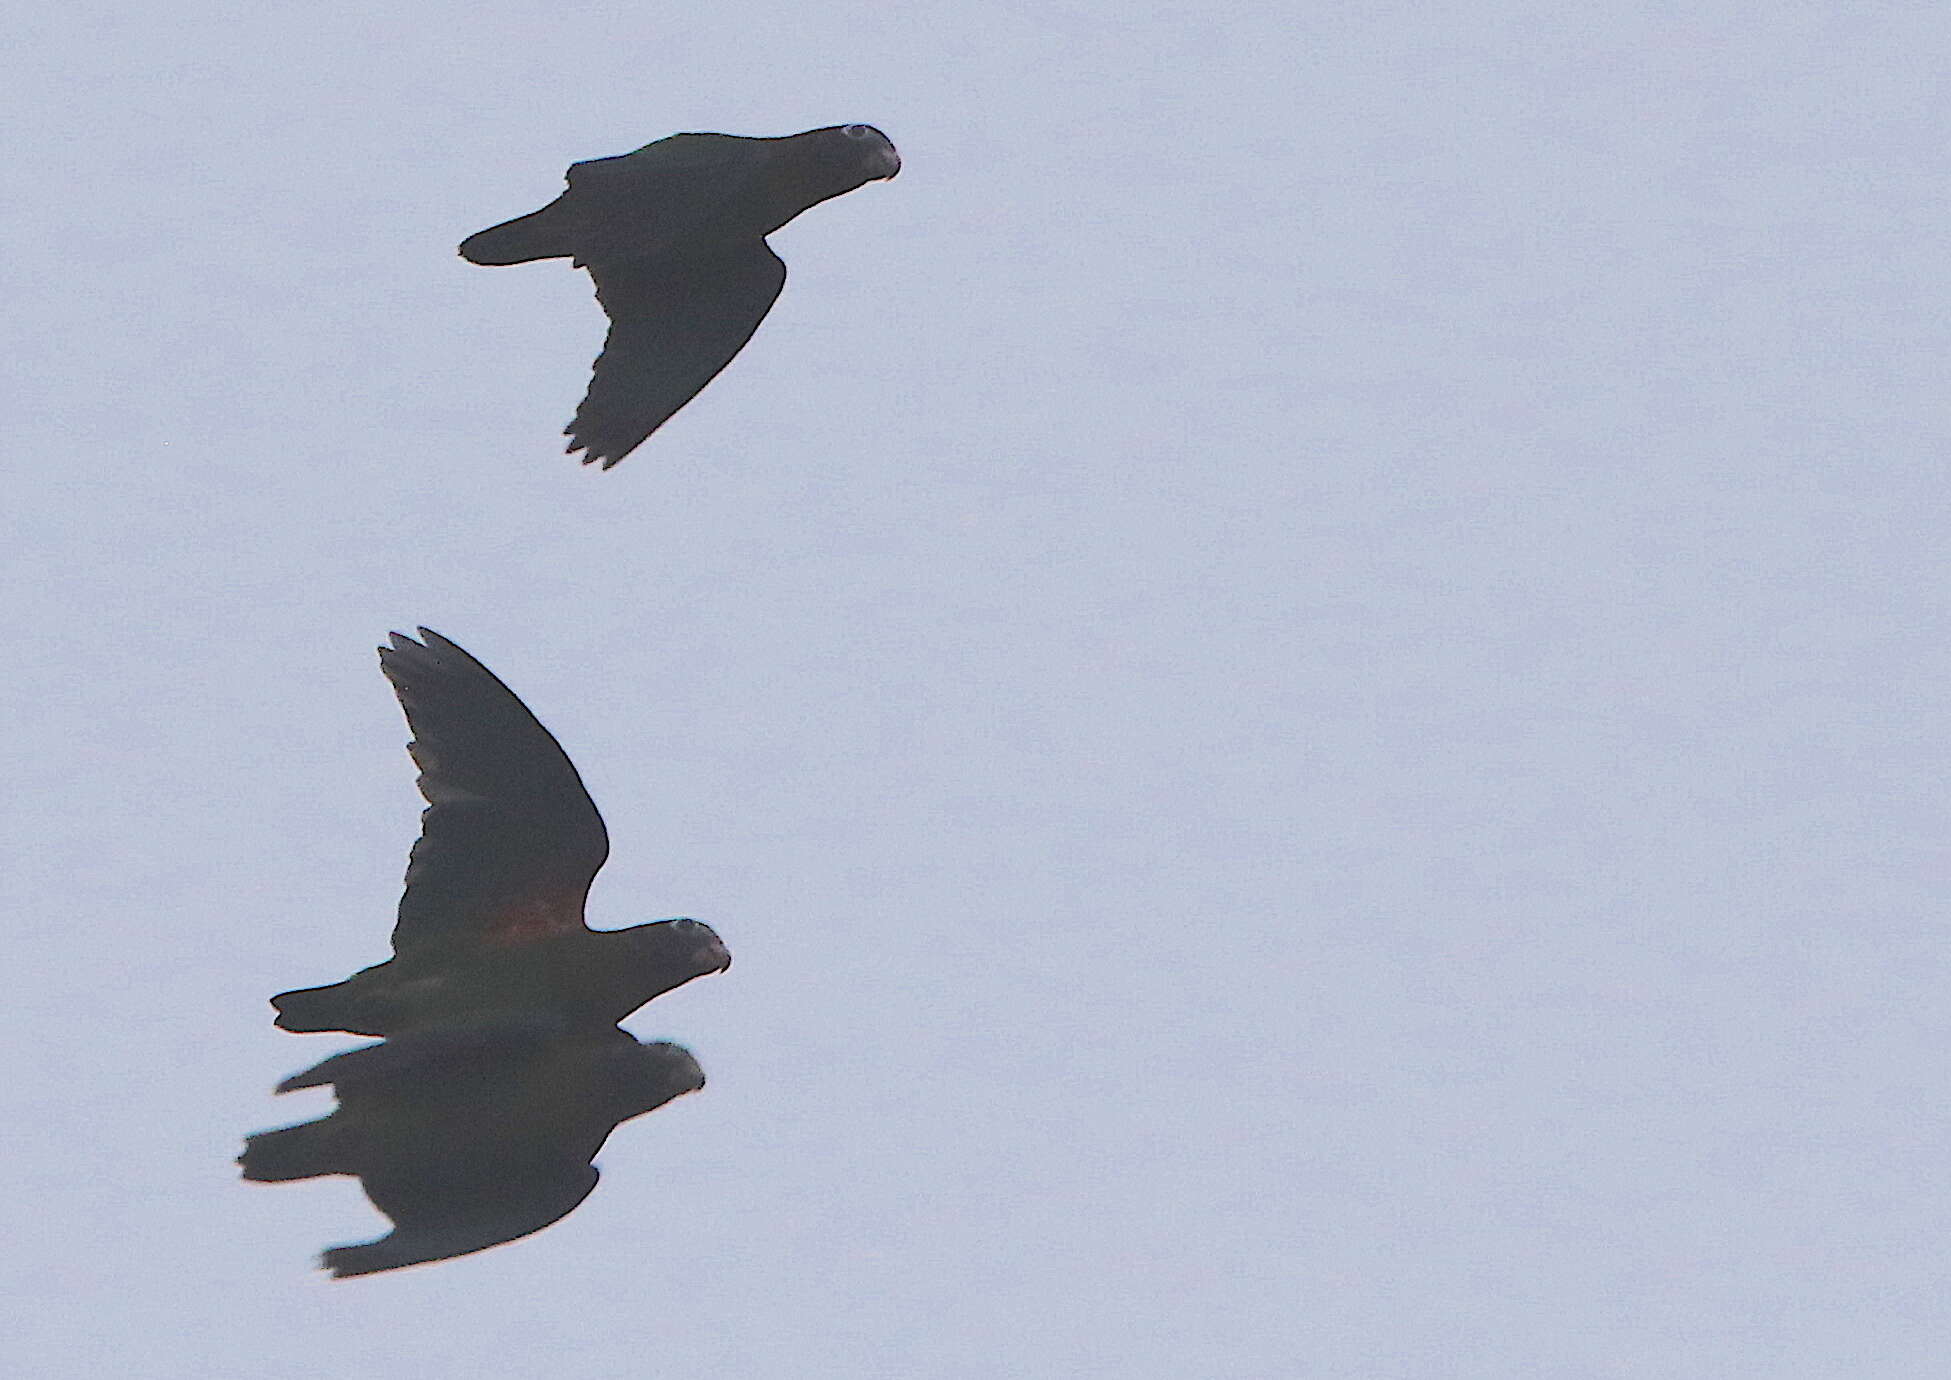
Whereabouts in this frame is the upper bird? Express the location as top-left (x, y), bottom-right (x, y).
top-left (459, 124), bottom-right (902, 468)
top-left (271, 629), bottom-right (730, 1037)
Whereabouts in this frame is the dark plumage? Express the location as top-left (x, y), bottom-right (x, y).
top-left (270, 629), bottom-right (730, 1037)
top-left (242, 1022), bottom-right (704, 1277)
top-left (459, 123), bottom-right (901, 467)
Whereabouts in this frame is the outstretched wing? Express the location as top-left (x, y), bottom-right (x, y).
top-left (565, 242), bottom-right (786, 468)
top-left (326, 1164), bottom-right (602, 1278)
top-left (381, 629), bottom-right (608, 957)
top-left (273, 1019), bottom-right (585, 1094)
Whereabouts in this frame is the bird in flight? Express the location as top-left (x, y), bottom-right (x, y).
top-left (460, 124), bottom-right (902, 468)
top-left (242, 1020), bottom-right (705, 1277)
top-left (270, 629), bottom-right (730, 1037)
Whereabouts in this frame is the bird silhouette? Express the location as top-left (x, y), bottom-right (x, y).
top-left (271, 629), bottom-right (729, 1037)
top-left (461, 124), bottom-right (901, 467)
top-left (242, 1020), bottom-right (705, 1277)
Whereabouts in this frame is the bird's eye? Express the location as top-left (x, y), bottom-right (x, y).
top-left (842, 124), bottom-right (875, 140)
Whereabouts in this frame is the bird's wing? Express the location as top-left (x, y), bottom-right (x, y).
top-left (565, 242), bottom-right (786, 468)
top-left (273, 1019), bottom-right (586, 1095)
top-left (325, 1164), bottom-right (601, 1278)
top-left (382, 629), bottom-right (609, 957)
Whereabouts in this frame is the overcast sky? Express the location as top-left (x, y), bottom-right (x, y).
top-left (5, 2), bottom-right (1949, 1376)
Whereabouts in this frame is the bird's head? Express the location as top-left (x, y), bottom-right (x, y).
top-left (839, 124), bottom-right (901, 179)
top-left (637, 916), bottom-right (733, 979)
top-left (753, 124), bottom-right (901, 233)
top-left (809, 123), bottom-right (901, 184)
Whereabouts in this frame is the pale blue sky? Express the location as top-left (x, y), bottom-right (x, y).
top-left (4, 2), bottom-right (1949, 1375)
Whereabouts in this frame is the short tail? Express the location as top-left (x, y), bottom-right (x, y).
top-left (459, 198), bottom-right (575, 265)
top-left (239, 1121), bottom-right (350, 1183)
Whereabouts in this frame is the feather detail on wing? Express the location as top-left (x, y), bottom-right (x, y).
top-left (380, 630), bottom-right (609, 956)
top-left (565, 242), bottom-right (786, 468)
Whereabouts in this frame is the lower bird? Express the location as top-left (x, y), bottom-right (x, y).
top-left (241, 1020), bottom-right (705, 1277)
top-left (270, 629), bottom-right (730, 1037)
